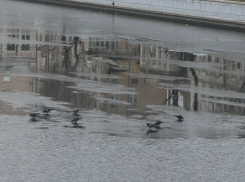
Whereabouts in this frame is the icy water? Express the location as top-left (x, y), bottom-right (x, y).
top-left (1, 0), bottom-right (245, 181)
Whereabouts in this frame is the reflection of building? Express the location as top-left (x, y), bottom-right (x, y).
top-left (139, 45), bottom-right (184, 74)
top-left (0, 74), bottom-right (37, 115)
top-left (35, 35), bottom-right (168, 115)
top-left (138, 42), bottom-right (245, 115)
top-left (189, 54), bottom-right (245, 114)
top-left (2, 30), bottom-right (245, 116)
top-left (0, 28), bottom-right (37, 58)
top-left (0, 75), bottom-right (34, 92)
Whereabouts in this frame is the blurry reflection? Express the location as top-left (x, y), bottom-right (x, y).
top-left (172, 89), bottom-right (178, 106)
top-left (72, 36), bottom-right (80, 71)
top-left (190, 68), bottom-right (198, 111)
top-left (146, 129), bottom-right (158, 135)
top-left (1, 29), bottom-right (245, 116)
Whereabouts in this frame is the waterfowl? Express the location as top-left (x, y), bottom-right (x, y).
top-left (29, 113), bottom-right (39, 122)
top-left (30, 113), bottom-right (39, 118)
top-left (174, 115), bottom-right (184, 121)
top-left (146, 120), bottom-right (164, 129)
top-left (73, 108), bottom-right (81, 115)
top-left (146, 123), bottom-right (155, 128)
top-left (154, 120), bottom-right (164, 126)
top-left (71, 117), bottom-right (82, 124)
top-left (43, 108), bottom-right (54, 115)
top-left (70, 117), bottom-right (82, 127)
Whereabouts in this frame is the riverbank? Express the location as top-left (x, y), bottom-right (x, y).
top-left (14, 0), bottom-right (245, 31)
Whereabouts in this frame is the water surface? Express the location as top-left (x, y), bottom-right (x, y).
top-left (1, 0), bottom-right (245, 181)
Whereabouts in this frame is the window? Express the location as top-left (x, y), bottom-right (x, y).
top-left (131, 78), bottom-right (138, 84)
top-left (7, 34), bottom-right (18, 51)
top-left (208, 55), bottom-right (211, 62)
top-left (111, 79), bottom-right (118, 84)
top-left (142, 46), bottom-right (145, 57)
top-left (129, 94), bottom-right (137, 105)
top-left (111, 41), bottom-right (115, 50)
top-left (106, 41), bottom-right (109, 49)
top-left (21, 44), bottom-right (30, 51)
top-left (96, 38), bottom-right (100, 46)
top-left (7, 44), bottom-right (16, 51)
top-left (110, 95), bottom-right (118, 108)
top-left (21, 34), bottom-right (30, 51)
top-left (237, 62), bottom-right (241, 69)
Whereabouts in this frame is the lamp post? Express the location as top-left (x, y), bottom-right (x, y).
top-left (112, 0), bottom-right (114, 13)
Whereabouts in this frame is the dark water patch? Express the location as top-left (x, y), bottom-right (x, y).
top-left (103, 120), bottom-right (112, 122)
top-left (107, 133), bottom-right (118, 136)
top-left (35, 127), bottom-right (49, 129)
top-left (125, 130), bottom-right (132, 133)
top-left (29, 118), bottom-right (38, 122)
top-left (63, 125), bottom-right (85, 129)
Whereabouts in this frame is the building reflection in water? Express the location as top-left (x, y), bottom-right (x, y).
top-left (1, 28), bottom-right (245, 116)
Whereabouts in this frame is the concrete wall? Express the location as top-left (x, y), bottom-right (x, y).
top-left (73, 0), bottom-right (245, 23)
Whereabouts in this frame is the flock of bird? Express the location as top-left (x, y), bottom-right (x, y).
top-left (30, 108), bottom-right (184, 131)
top-left (146, 115), bottom-right (184, 130)
top-left (29, 108), bottom-right (83, 127)
top-left (29, 108), bottom-right (54, 118)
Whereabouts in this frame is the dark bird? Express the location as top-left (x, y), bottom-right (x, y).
top-left (146, 123), bottom-right (155, 128)
top-left (71, 117), bottom-right (82, 125)
top-left (43, 108), bottom-right (53, 115)
top-left (154, 120), bottom-right (164, 126)
top-left (73, 108), bottom-right (81, 115)
top-left (174, 115), bottom-right (184, 121)
top-left (29, 113), bottom-right (39, 122)
top-left (146, 120), bottom-right (164, 129)
top-left (30, 113), bottom-right (39, 118)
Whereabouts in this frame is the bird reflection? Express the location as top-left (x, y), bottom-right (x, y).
top-left (29, 117), bottom-right (38, 122)
top-left (154, 125), bottom-right (162, 130)
top-left (146, 129), bottom-right (158, 135)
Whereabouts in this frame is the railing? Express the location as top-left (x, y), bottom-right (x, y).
top-left (73, 0), bottom-right (245, 23)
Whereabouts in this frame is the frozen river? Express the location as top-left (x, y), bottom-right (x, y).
top-left (1, 0), bottom-right (245, 181)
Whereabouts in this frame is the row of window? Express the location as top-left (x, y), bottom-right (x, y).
top-left (7, 44), bottom-right (30, 51)
top-left (7, 34), bottom-right (30, 51)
